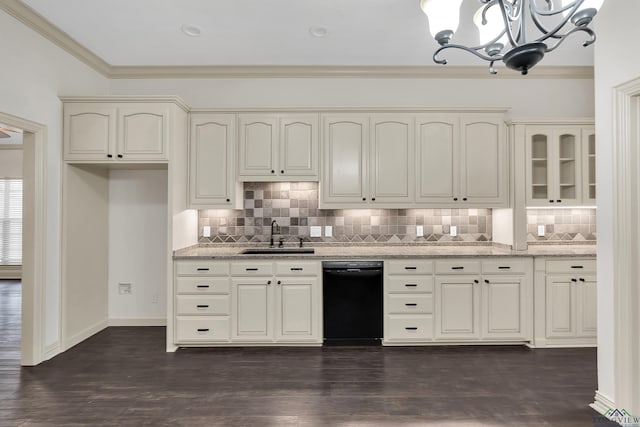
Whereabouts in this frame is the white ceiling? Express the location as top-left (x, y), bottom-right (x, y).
top-left (20, 0), bottom-right (596, 68)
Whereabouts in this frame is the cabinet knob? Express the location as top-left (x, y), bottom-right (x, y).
top-left (549, 200), bottom-right (555, 203)
top-left (271, 170), bottom-right (275, 174)
top-left (556, 199), bottom-right (562, 203)
top-left (107, 154), bottom-right (113, 158)
top-left (277, 280), bottom-right (282, 285)
top-left (267, 280), bottom-right (272, 285)
top-left (484, 279), bottom-right (489, 284)
top-left (362, 197), bottom-right (366, 201)
top-left (280, 170), bottom-right (284, 174)
top-left (453, 197), bottom-right (458, 201)
top-left (571, 278), bottom-right (577, 282)
top-left (463, 197), bottom-right (468, 201)
top-left (474, 279), bottom-right (479, 284)
top-left (371, 197), bottom-right (376, 201)
top-left (117, 154), bottom-right (123, 158)
top-left (226, 198), bottom-right (230, 202)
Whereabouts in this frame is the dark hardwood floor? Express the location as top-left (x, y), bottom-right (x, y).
top-left (0, 280), bottom-right (617, 427)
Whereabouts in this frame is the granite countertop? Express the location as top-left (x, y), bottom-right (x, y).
top-left (173, 243), bottom-right (597, 259)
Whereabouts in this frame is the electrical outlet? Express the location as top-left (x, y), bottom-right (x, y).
top-left (203, 226), bottom-right (211, 237)
top-left (416, 225), bottom-right (424, 237)
top-left (310, 226), bottom-right (322, 237)
top-left (325, 226), bottom-right (333, 237)
top-left (450, 225), bottom-right (457, 237)
top-left (538, 225), bottom-right (546, 237)
top-left (118, 283), bottom-right (132, 295)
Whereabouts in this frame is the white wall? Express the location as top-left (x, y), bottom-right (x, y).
top-left (108, 169), bottom-right (168, 322)
top-left (0, 145), bottom-right (23, 178)
top-left (110, 77), bottom-right (594, 118)
top-left (0, 10), bottom-right (109, 349)
top-left (593, 1), bottom-right (640, 406)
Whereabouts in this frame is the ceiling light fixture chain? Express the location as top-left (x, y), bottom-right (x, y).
top-left (421, 0), bottom-right (604, 75)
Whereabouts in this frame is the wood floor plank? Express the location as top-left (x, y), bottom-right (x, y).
top-left (0, 280), bottom-right (619, 426)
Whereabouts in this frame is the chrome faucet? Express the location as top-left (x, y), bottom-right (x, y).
top-left (270, 220), bottom-right (280, 247)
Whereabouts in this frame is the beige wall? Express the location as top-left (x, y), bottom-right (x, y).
top-left (0, 145), bottom-right (22, 178)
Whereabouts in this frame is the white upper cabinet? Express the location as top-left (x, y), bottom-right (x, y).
top-left (416, 113), bottom-right (508, 207)
top-left (64, 102), bottom-right (174, 162)
top-left (188, 113), bottom-right (241, 209)
top-left (524, 124), bottom-right (595, 206)
top-left (238, 113), bottom-right (318, 181)
top-left (320, 114), bottom-right (414, 208)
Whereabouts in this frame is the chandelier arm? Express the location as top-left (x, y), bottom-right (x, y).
top-left (529, 5), bottom-right (571, 40)
top-left (496, 0), bottom-right (519, 48)
top-left (544, 26), bottom-right (596, 53)
top-left (433, 44), bottom-right (504, 65)
top-left (530, 0), bottom-right (584, 17)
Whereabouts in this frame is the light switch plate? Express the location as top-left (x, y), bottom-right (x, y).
top-left (416, 225), bottom-right (424, 237)
top-left (450, 225), bottom-right (457, 237)
top-left (325, 226), bottom-right (333, 237)
top-left (310, 226), bottom-right (322, 237)
top-left (203, 226), bottom-right (211, 237)
top-left (538, 225), bottom-right (546, 237)
top-left (118, 283), bottom-right (132, 295)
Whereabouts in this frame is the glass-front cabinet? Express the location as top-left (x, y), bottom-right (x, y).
top-left (525, 126), bottom-right (593, 207)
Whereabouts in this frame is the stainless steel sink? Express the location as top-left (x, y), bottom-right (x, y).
top-left (240, 247), bottom-right (315, 255)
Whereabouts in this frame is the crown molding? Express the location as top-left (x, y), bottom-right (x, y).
top-left (2, 0), bottom-right (594, 80)
top-left (59, 95), bottom-right (190, 111)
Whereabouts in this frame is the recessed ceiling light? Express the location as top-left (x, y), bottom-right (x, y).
top-left (181, 24), bottom-right (202, 37)
top-left (309, 26), bottom-right (328, 38)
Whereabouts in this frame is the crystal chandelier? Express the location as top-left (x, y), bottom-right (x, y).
top-left (420, 0), bottom-right (604, 75)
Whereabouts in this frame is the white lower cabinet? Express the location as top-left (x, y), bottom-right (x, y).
top-left (173, 259), bottom-right (321, 347)
top-left (435, 276), bottom-right (481, 340)
top-left (536, 258), bottom-right (597, 346)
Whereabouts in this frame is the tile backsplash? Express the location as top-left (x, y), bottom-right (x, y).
top-left (526, 208), bottom-right (596, 243)
top-left (198, 182), bottom-right (492, 244)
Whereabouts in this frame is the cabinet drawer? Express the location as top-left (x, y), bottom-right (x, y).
top-left (387, 260), bottom-right (433, 275)
top-left (388, 294), bottom-right (433, 314)
top-left (482, 259), bottom-right (529, 274)
top-left (435, 260), bottom-right (481, 275)
top-left (176, 277), bottom-right (230, 294)
top-left (176, 295), bottom-right (230, 315)
top-left (175, 316), bottom-right (230, 342)
top-left (387, 315), bottom-right (433, 340)
top-left (230, 262), bottom-right (274, 276)
top-left (176, 261), bottom-right (230, 276)
top-left (275, 261), bottom-right (320, 276)
top-left (546, 259), bottom-right (596, 274)
top-left (388, 276), bottom-right (434, 293)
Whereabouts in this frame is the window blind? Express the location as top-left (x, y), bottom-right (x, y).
top-left (0, 179), bottom-right (22, 264)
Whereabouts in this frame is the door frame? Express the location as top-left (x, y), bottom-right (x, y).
top-left (0, 111), bottom-right (47, 366)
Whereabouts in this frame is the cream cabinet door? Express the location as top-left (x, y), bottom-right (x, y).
top-left (525, 127), bottom-right (553, 205)
top-left (415, 115), bottom-right (459, 204)
top-left (188, 113), bottom-right (238, 208)
top-left (552, 128), bottom-right (582, 206)
top-left (435, 276), bottom-right (481, 340)
top-left (279, 114), bottom-right (318, 178)
top-left (576, 275), bottom-right (597, 338)
top-left (481, 275), bottom-right (526, 340)
top-left (321, 115), bottom-right (369, 205)
top-left (581, 128), bottom-right (596, 204)
top-left (545, 275), bottom-right (576, 338)
top-left (64, 103), bottom-right (117, 161)
top-left (117, 104), bottom-right (170, 161)
top-left (275, 277), bottom-right (320, 342)
top-left (369, 116), bottom-right (414, 204)
top-left (460, 115), bottom-right (508, 207)
top-left (231, 278), bottom-right (274, 342)
top-left (238, 115), bottom-right (278, 177)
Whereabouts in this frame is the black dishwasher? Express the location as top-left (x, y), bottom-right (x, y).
top-left (322, 261), bottom-right (383, 345)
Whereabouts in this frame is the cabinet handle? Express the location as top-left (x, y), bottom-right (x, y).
top-left (117, 154), bottom-right (123, 158)
top-left (570, 265), bottom-right (584, 269)
top-left (267, 280), bottom-right (272, 285)
top-left (484, 279), bottom-right (490, 284)
top-left (271, 170), bottom-right (275, 174)
top-left (404, 284), bottom-right (418, 287)
top-left (405, 303), bottom-right (418, 307)
top-left (197, 268), bottom-right (210, 271)
top-left (280, 170), bottom-right (284, 174)
top-left (246, 268), bottom-right (259, 271)
top-left (474, 280), bottom-right (479, 284)
top-left (571, 278), bottom-right (577, 282)
top-left (196, 305), bottom-right (209, 308)
top-left (404, 266), bottom-right (417, 270)
top-left (556, 199), bottom-right (562, 203)
top-left (290, 267), bottom-right (304, 271)
top-left (463, 197), bottom-right (468, 201)
top-left (197, 328), bottom-right (210, 332)
top-left (107, 154), bottom-right (113, 158)
top-left (451, 266), bottom-right (464, 270)
top-left (549, 200), bottom-right (555, 203)
top-left (498, 266), bottom-right (511, 270)
top-left (453, 197), bottom-right (458, 201)
top-left (372, 197), bottom-right (376, 201)
top-left (579, 278), bottom-right (586, 282)
top-left (362, 197), bottom-right (366, 201)
top-left (196, 285), bottom-right (210, 288)
top-left (405, 327), bottom-right (418, 331)
top-left (277, 280), bottom-right (282, 285)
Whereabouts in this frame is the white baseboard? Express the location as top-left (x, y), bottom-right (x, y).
top-left (63, 319), bottom-right (108, 351)
top-left (108, 318), bottom-right (167, 327)
top-left (44, 341), bottom-right (61, 361)
top-left (590, 390), bottom-right (617, 418)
